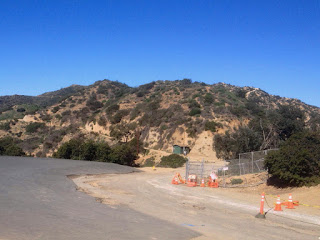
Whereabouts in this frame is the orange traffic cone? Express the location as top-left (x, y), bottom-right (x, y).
top-left (286, 194), bottom-right (295, 209)
top-left (255, 192), bottom-right (266, 218)
top-left (274, 195), bottom-right (282, 211)
top-left (171, 176), bottom-right (179, 185)
top-left (200, 179), bottom-right (205, 187)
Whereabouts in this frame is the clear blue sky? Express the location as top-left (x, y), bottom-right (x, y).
top-left (0, 0), bottom-right (319, 107)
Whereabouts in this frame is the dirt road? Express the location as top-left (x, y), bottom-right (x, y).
top-left (73, 167), bottom-right (320, 240)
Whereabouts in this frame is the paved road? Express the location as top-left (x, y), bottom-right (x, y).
top-left (0, 156), bottom-right (200, 240)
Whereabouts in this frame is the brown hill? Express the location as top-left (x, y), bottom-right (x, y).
top-left (0, 79), bottom-right (319, 162)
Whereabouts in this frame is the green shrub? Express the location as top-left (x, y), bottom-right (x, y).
top-left (265, 131), bottom-right (320, 187)
top-left (192, 93), bottom-right (201, 99)
top-left (235, 89), bottom-right (247, 98)
top-left (188, 99), bottom-right (201, 109)
top-left (25, 122), bottom-right (46, 133)
top-left (53, 138), bottom-right (82, 160)
top-left (0, 137), bottom-right (25, 156)
top-left (97, 116), bottom-right (107, 126)
top-left (204, 93), bottom-right (214, 105)
top-left (108, 139), bottom-right (139, 166)
top-left (97, 85), bottom-right (108, 94)
top-left (40, 114), bottom-right (52, 122)
top-left (53, 138), bottom-right (139, 166)
top-left (55, 114), bottom-right (62, 120)
top-left (189, 108), bottom-right (201, 116)
top-left (61, 110), bottom-right (71, 116)
top-left (180, 78), bottom-right (192, 85)
top-left (106, 104), bottom-right (120, 115)
top-left (135, 91), bottom-right (143, 97)
top-left (24, 105), bottom-right (40, 115)
top-left (53, 138), bottom-right (111, 162)
top-left (158, 154), bottom-right (187, 168)
top-left (111, 109), bottom-right (129, 124)
top-left (204, 121), bottom-right (221, 133)
top-left (0, 122), bottom-right (11, 131)
top-left (5, 144), bottom-right (26, 156)
top-left (86, 94), bottom-right (100, 108)
top-left (52, 106), bottom-right (60, 113)
top-left (231, 178), bottom-right (243, 185)
top-left (229, 106), bottom-right (248, 117)
top-left (95, 141), bottom-right (112, 162)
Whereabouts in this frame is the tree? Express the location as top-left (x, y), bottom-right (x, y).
top-left (180, 78), bottom-right (192, 85)
top-left (53, 138), bottom-right (138, 166)
top-left (0, 137), bottom-right (25, 156)
top-left (214, 126), bottom-right (262, 159)
top-left (81, 140), bottom-right (97, 161)
top-left (108, 142), bottom-right (137, 166)
top-left (110, 122), bottom-right (137, 143)
top-left (5, 144), bottom-right (25, 156)
top-left (95, 142), bottom-right (111, 162)
top-left (53, 138), bottom-right (82, 160)
top-left (26, 122), bottom-right (46, 134)
top-left (204, 121), bottom-right (221, 133)
top-left (204, 93), bottom-right (214, 105)
top-left (189, 108), bottom-right (201, 116)
top-left (265, 131), bottom-right (320, 187)
top-left (276, 105), bottom-right (305, 141)
top-left (0, 122), bottom-right (11, 131)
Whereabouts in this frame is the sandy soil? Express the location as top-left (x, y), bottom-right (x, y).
top-left (71, 167), bottom-right (320, 240)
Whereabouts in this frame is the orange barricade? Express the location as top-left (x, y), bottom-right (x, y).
top-left (187, 174), bottom-right (197, 187)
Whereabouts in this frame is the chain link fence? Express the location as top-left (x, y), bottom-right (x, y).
top-left (185, 159), bottom-right (215, 184)
top-left (218, 149), bottom-right (278, 177)
top-left (185, 149), bottom-right (278, 185)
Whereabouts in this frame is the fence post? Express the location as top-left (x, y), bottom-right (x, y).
top-left (185, 157), bottom-right (189, 181)
top-left (251, 152), bottom-right (254, 174)
top-left (200, 159), bottom-right (204, 180)
top-left (223, 168), bottom-right (226, 188)
top-left (239, 154), bottom-right (241, 175)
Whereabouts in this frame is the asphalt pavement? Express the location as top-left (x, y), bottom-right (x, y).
top-left (0, 156), bottom-right (200, 240)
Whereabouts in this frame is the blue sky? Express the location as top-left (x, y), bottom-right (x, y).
top-left (0, 0), bottom-right (319, 107)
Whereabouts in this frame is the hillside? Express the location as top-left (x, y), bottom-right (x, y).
top-left (0, 79), bottom-right (319, 162)
top-left (0, 84), bottom-right (86, 113)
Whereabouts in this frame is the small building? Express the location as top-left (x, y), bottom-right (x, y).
top-left (172, 145), bottom-right (190, 155)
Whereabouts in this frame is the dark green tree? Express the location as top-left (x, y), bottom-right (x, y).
top-left (276, 105), bottom-right (305, 141)
top-left (108, 143), bottom-right (137, 166)
top-left (95, 142), bottom-right (111, 162)
top-left (81, 140), bottom-right (97, 161)
top-left (0, 137), bottom-right (25, 156)
top-left (53, 138), bottom-right (83, 160)
top-left (214, 126), bottom-right (262, 159)
top-left (265, 131), bottom-right (320, 187)
top-left (204, 93), bottom-right (214, 105)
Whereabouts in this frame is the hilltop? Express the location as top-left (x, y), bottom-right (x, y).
top-left (0, 79), bottom-right (319, 163)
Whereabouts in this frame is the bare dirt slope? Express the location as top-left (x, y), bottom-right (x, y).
top-left (72, 168), bottom-right (320, 240)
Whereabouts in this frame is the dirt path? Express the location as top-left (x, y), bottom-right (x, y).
top-left (72, 168), bottom-right (320, 240)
